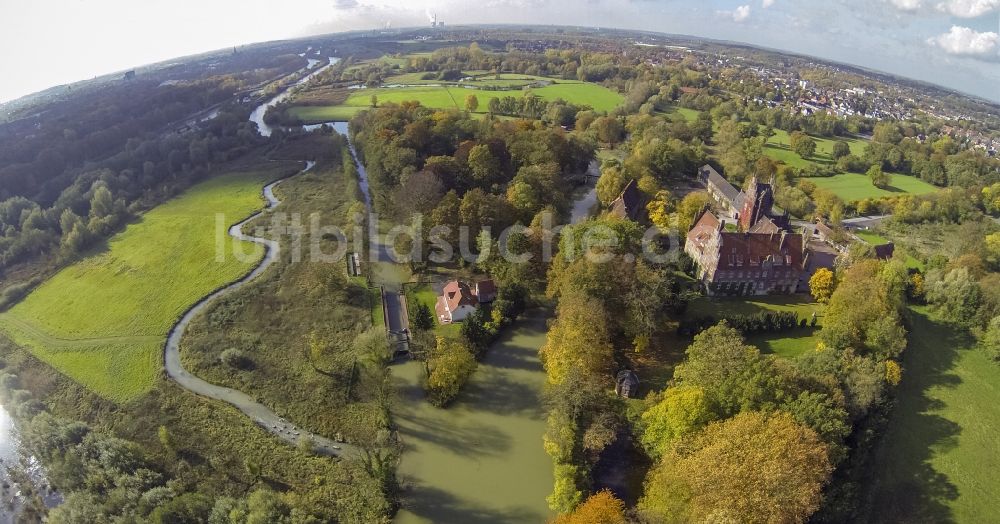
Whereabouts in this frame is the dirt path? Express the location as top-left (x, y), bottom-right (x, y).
top-left (162, 161), bottom-right (357, 458)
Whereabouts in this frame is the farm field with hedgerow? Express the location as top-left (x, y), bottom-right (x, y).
top-left (0, 165), bottom-right (297, 401)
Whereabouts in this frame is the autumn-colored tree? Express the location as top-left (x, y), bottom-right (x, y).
top-left (638, 411), bottom-right (832, 524)
top-left (645, 190), bottom-right (673, 230)
top-left (675, 191), bottom-right (710, 234)
top-left (809, 267), bottom-right (836, 303)
top-left (425, 337), bottom-right (477, 406)
top-left (639, 386), bottom-right (715, 460)
top-left (821, 259), bottom-right (907, 360)
top-left (551, 490), bottom-right (627, 524)
top-left (465, 94), bottom-right (479, 112)
top-left (540, 290), bottom-right (613, 385)
top-left (885, 359), bottom-right (902, 386)
top-left (370, 94), bottom-right (378, 108)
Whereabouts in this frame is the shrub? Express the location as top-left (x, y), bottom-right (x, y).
top-left (220, 348), bottom-right (252, 370)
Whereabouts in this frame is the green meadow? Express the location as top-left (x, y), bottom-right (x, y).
top-left (0, 167), bottom-right (291, 401)
top-left (809, 172), bottom-right (939, 201)
top-left (865, 307), bottom-right (1000, 523)
top-left (288, 81), bottom-right (624, 123)
top-left (764, 129), bottom-right (868, 169)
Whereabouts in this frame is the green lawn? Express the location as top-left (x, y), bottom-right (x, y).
top-left (854, 230), bottom-right (890, 245)
top-left (658, 104), bottom-right (699, 123)
top-left (865, 307), bottom-right (1000, 523)
top-left (809, 172), bottom-right (939, 202)
top-left (407, 282), bottom-right (462, 339)
top-left (0, 167), bottom-right (288, 401)
top-left (288, 81), bottom-right (624, 123)
top-left (685, 294), bottom-right (824, 359)
top-left (764, 129), bottom-right (867, 169)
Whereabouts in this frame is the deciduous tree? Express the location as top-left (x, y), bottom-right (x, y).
top-left (638, 411), bottom-right (832, 524)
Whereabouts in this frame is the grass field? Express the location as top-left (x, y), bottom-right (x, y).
top-left (658, 104), bottom-right (700, 123)
top-left (0, 167), bottom-right (291, 401)
top-left (809, 172), bottom-right (939, 201)
top-left (288, 81), bottom-right (624, 123)
top-left (854, 230), bottom-right (890, 245)
top-left (764, 129), bottom-right (867, 169)
top-left (865, 307), bottom-right (1000, 523)
top-left (685, 294), bottom-right (824, 358)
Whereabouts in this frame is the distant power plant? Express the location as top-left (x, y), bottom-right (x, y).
top-left (427, 10), bottom-right (443, 27)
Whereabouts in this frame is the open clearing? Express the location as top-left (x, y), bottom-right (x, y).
top-left (685, 294), bottom-right (824, 359)
top-left (809, 172), bottom-right (939, 201)
top-left (289, 81), bottom-right (624, 123)
top-left (0, 166), bottom-right (292, 401)
top-left (865, 307), bottom-right (1000, 523)
top-left (764, 129), bottom-right (867, 169)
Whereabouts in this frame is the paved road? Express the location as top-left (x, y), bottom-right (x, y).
top-left (163, 161), bottom-right (356, 458)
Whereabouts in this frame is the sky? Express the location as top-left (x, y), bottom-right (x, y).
top-left (1, 0), bottom-right (999, 103)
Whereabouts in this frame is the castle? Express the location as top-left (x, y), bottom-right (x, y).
top-left (685, 166), bottom-right (827, 296)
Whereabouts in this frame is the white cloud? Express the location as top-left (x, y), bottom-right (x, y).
top-left (762, 0), bottom-right (775, 8)
top-left (886, 0), bottom-right (923, 11)
top-left (935, 0), bottom-right (1000, 17)
top-left (927, 25), bottom-right (999, 55)
top-left (722, 4), bottom-right (751, 22)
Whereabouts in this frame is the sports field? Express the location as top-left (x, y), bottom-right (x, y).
top-left (288, 81), bottom-right (624, 123)
top-left (809, 172), bottom-right (939, 201)
top-left (0, 167), bottom-right (288, 401)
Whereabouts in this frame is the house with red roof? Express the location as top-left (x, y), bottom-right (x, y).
top-left (435, 279), bottom-right (498, 324)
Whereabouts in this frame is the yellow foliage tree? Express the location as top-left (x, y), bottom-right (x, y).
top-left (809, 267), bottom-right (836, 303)
top-left (885, 360), bottom-right (902, 386)
top-left (645, 190), bottom-right (673, 231)
top-left (639, 411), bottom-right (832, 524)
top-left (551, 490), bottom-right (627, 524)
top-left (540, 291), bottom-right (613, 385)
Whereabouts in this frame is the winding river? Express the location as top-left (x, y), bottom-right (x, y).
top-left (162, 56), bottom-right (356, 457)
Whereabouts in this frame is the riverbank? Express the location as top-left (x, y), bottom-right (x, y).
top-left (392, 309), bottom-right (554, 524)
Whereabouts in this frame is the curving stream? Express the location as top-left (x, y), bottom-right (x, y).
top-left (162, 160), bottom-right (356, 457)
top-left (162, 55), bottom-right (358, 458)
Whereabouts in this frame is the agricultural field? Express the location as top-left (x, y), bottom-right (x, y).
top-left (764, 129), bottom-right (868, 169)
top-left (809, 172), bottom-right (939, 201)
top-left (288, 81), bottom-right (624, 123)
top-left (0, 166), bottom-right (295, 401)
top-left (685, 294), bottom-right (824, 358)
top-left (865, 307), bottom-right (1000, 523)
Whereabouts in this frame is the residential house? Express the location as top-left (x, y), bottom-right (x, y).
top-left (435, 279), bottom-right (498, 324)
top-left (609, 179), bottom-right (643, 220)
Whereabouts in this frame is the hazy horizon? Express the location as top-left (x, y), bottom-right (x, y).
top-left (2, 0), bottom-right (999, 104)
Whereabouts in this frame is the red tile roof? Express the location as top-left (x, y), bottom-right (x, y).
top-left (442, 280), bottom-right (478, 312)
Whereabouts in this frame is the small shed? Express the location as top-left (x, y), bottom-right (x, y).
top-left (615, 370), bottom-right (640, 398)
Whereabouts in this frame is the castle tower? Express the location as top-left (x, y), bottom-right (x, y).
top-left (738, 176), bottom-right (776, 231)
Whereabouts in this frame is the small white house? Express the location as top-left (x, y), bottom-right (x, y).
top-left (436, 281), bottom-right (479, 323)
